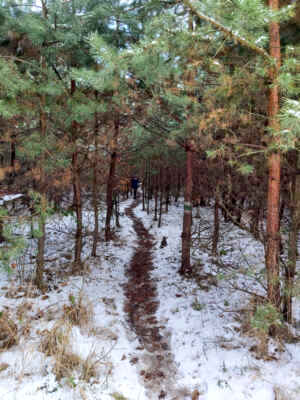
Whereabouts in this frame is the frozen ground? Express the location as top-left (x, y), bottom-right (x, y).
top-left (0, 196), bottom-right (299, 400)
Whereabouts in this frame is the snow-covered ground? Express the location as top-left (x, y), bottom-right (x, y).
top-left (0, 197), bottom-right (299, 400)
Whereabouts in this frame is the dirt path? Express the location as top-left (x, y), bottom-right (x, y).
top-left (124, 200), bottom-right (179, 400)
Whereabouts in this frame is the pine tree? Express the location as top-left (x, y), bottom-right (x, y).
top-left (180, 0), bottom-right (298, 317)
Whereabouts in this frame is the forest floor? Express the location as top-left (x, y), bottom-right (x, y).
top-left (0, 194), bottom-right (299, 400)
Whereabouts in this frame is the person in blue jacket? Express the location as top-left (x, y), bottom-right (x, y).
top-left (131, 177), bottom-right (139, 199)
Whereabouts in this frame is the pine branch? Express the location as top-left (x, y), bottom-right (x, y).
top-left (181, 0), bottom-right (272, 62)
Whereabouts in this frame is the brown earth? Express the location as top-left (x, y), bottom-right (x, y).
top-left (124, 199), bottom-right (180, 399)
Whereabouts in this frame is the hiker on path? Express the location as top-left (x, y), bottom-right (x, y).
top-left (131, 177), bottom-right (139, 199)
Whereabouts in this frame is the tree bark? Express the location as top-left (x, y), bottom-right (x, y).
top-left (70, 80), bottom-right (83, 270)
top-left (35, 90), bottom-right (47, 289)
top-left (165, 167), bottom-right (170, 213)
top-left (142, 165), bottom-right (146, 210)
top-left (146, 161), bottom-right (150, 215)
top-left (91, 98), bottom-right (99, 257)
top-left (154, 173), bottom-right (158, 221)
top-left (265, 0), bottom-right (281, 309)
top-left (35, 197), bottom-right (46, 289)
top-left (0, 218), bottom-right (4, 243)
top-left (158, 167), bottom-right (163, 228)
top-left (72, 150), bottom-right (83, 269)
top-left (212, 184), bottom-right (220, 257)
top-left (175, 171), bottom-right (181, 203)
top-left (114, 192), bottom-right (120, 228)
top-left (179, 143), bottom-right (193, 275)
top-left (105, 118), bottom-right (119, 241)
top-left (8, 135), bottom-right (16, 184)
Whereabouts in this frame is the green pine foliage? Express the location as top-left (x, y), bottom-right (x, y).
top-left (0, 208), bottom-right (26, 272)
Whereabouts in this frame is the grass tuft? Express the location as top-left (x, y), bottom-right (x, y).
top-left (0, 312), bottom-right (18, 350)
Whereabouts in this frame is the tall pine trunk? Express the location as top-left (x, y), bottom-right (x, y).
top-left (91, 97), bottom-right (99, 257)
top-left (105, 118), bottom-right (119, 241)
top-left (179, 143), bottom-right (193, 275)
top-left (70, 80), bottom-right (83, 270)
top-left (265, 0), bottom-right (281, 309)
top-left (35, 0), bottom-right (49, 287)
top-left (72, 150), bottom-right (83, 269)
top-left (35, 91), bottom-right (47, 289)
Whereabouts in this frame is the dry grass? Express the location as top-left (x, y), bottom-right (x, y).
top-left (80, 347), bottom-right (100, 382)
top-left (0, 362), bottom-right (9, 373)
top-left (39, 320), bottom-right (102, 383)
top-left (16, 301), bottom-right (32, 320)
top-left (273, 385), bottom-right (300, 400)
top-left (63, 292), bottom-right (94, 330)
top-left (39, 320), bottom-right (71, 357)
top-left (53, 351), bottom-right (82, 381)
top-left (39, 320), bottom-right (81, 380)
top-left (0, 312), bottom-right (18, 350)
top-left (16, 301), bottom-right (33, 338)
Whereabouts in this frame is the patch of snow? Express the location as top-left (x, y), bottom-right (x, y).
top-left (0, 194), bottom-right (23, 205)
top-left (0, 194), bottom-right (299, 399)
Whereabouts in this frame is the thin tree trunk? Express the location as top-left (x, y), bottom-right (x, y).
top-left (154, 174), bottom-right (158, 221)
top-left (72, 150), bottom-right (83, 269)
top-left (179, 144), bottom-right (193, 275)
top-left (35, 0), bottom-right (49, 288)
top-left (212, 185), bottom-right (220, 257)
top-left (142, 169), bottom-right (146, 210)
top-left (105, 118), bottom-right (119, 241)
top-left (35, 86), bottom-right (47, 288)
top-left (8, 135), bottom-right (16, 184)
top-left (91, 163), bottom-right (99, 256)
top-left (265, 0), bottom-right (281, 309)
top-left (35, 199), bottom-right (46, 289)
top-left (70, 80), bottom-right (83, 270)
top-left (165, 168), bottom-right (170, 213)
top-left (175, 171), bottom-right (181, 203)
top-left (0, 219), bottom-right (4, 243)
top-left (115, 192), bottom-right (120, 228)
top-left (146, 161), bottom-right (150, 215)
top-left (195, 201), bottom-right (200, 219)
top-left (283, 152), bottom-right (300, 322)
top-left (158, 168), bottom-right (163, 228)
top-left (91, 96), bottom-right (99, 257)
top-left (10, 138), bottom-right (16, 169)
top-left (222, 170), bottom-right (232, 223)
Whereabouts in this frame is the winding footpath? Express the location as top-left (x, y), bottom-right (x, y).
top-left (124, 199), bottom-right (179, 400)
